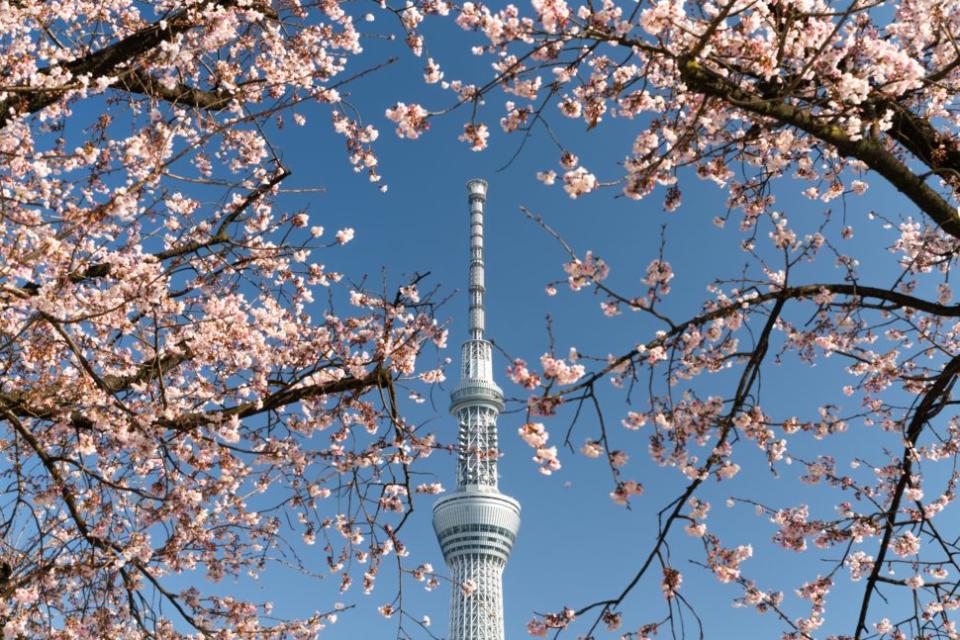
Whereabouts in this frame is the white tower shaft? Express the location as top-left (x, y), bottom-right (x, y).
top-left (433, 180), bottom-right (521, 640)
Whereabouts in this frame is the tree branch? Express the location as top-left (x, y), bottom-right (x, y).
top-left (678, 58), bottom-right (960, 239)
top-left (853, 353), bottom-right (960, 638)
top-left (116, 69), bottom-right (234, 111)
top-left (154, 167), bottom-right (291, 261)
top-left (12, 168), bottom-right (290, 297)
top-left (0, 0), bottom-right (277, 128)
top-left (557, 281), bottom-right (960, 398)
top-left (0, 365), bottom-right (392, 434)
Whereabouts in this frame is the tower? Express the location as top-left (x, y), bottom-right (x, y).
top-left (433, 179), bottom-right (521, 640)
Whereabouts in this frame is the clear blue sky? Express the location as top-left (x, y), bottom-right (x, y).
top-left (137, 7), bottom-right (959, 639)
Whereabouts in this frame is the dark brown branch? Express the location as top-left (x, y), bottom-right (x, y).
top-left (558, 282), bottom-right (960, 398)
top-left (0, 0), bottom-right (277, 128)
top-left (1, 2), bottom-right (227, 127)
top-left (1, 406), bottom-right (212, 632)
top-left (927, 55), bottom-right (960, 84)
top-left (155, 168), bottom-right (291, 260)
top-left (68, 263), bottom-right (113, 283)
top-left (853, 353), bottom-right (960, 639)
top-left (166, 367), bottom-right (392, 431)
top-left (576, 293), bottom-right (788, 636)
top-left (116, 69), bottom-right (234, 111)
top-left (876, 99), bottom-right (960, 184)
top-left (99, 342), bottom-right (194, 394)
top-left (678, 58), bottom-right (960, 239)
top-left (0, 364), bottom-right (391, 436)
top-left (12, 169), bottom-right (290, 296)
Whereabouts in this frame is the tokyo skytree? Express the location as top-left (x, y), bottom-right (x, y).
top-left (432, 179), bottom-right (521, 640)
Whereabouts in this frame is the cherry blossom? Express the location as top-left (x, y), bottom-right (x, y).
top-left (459, 122), bottom-right (491, 151)
top-left (11, 0), bottom-right (960, 637)
top-left (0, 2), bottom-right (455, 636)
top-left (385, 102), bottom-right (430, 139)
top-left (562, 167), bottom-right (598, 198)
top-left (540, 353), bottom-right (586, 385)
top-left (661, 568), bottom-right (682, 600)
top-left (336, 227), bottom-right (356, 244)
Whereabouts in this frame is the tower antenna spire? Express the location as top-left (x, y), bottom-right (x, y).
top-left (433, 180), bottom-right (521, 640)
top-left (467, 178), bottom-right (487, 341)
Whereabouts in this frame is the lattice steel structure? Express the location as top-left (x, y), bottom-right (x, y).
top-left (433, 179), bottom-right (521, 640)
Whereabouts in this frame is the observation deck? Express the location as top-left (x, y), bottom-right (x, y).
top-left (433, 489), bottom-right (521, 564)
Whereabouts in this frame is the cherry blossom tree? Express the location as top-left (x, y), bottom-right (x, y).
top-left (8, 0), bottom-right (960, 638)
top-left (0, 2), bottom-right (450, 637)
top-left (376, 0), bottom-right (960, 637)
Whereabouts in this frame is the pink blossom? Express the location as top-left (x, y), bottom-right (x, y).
top-left (13, 585), bottom-right (39, 606)
top-left (423, 58), bottom-right (444, 84)
top-left (602, 611), bottom-right (622, 631)
top-left (527, 619), bottom-right (549, 637)
top-left (661, 567), bottom-right (682, 599)
top-left (643, 259), bottom-right (674, 288)
top-left (459, 122), bottom-right (490, 151)
top-left (608, 450), bottom-right (629, 467)
top-left (336, 227), bottom-right (355, 244)
top-left (563, 167), bottom-right (597, 198)
top-left (385, 102), bottom-right (430, 139)
top-left (534, 446), bottom-right (562, 475)
top-left (460, 579), bottom-right (478, 596)
top-left (563, 251), bottom-right (609, 290)
top-left (419, 368), bottom-right (446, 383)
top-left (622, 411), bottom-right (648, 430)
top-left (537, 170), bottom-right (557, 185)
top-left (508, 358), bottom-right (542, 389)
top-left (846, 551), bottom-right (876, 581)
top-left (938, 283), bottom-right (952, 305)
top-left (707, 543), bottom-right (752, 582)
top-left (540, 352), bottom-right (585, 385)
top-left (518, 422), bottom-right (550, 448)
top-left (581, 439), bottom-right (603, 458)
top-left (906, 574), bottom-right (925, 589)
top-left (890, 531), bottom-right (921, 557)
top-left (610, 480), bottom-right (644, 505)
top-left (531, 0), bottom-right (570, 32)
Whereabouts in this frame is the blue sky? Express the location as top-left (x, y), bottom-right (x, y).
top-left (200, 9), bottom-right (960, 637)
top-left (44, 5), bottom-right (960, 638)
top-left (184, 7), bottom-right (960, 637)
